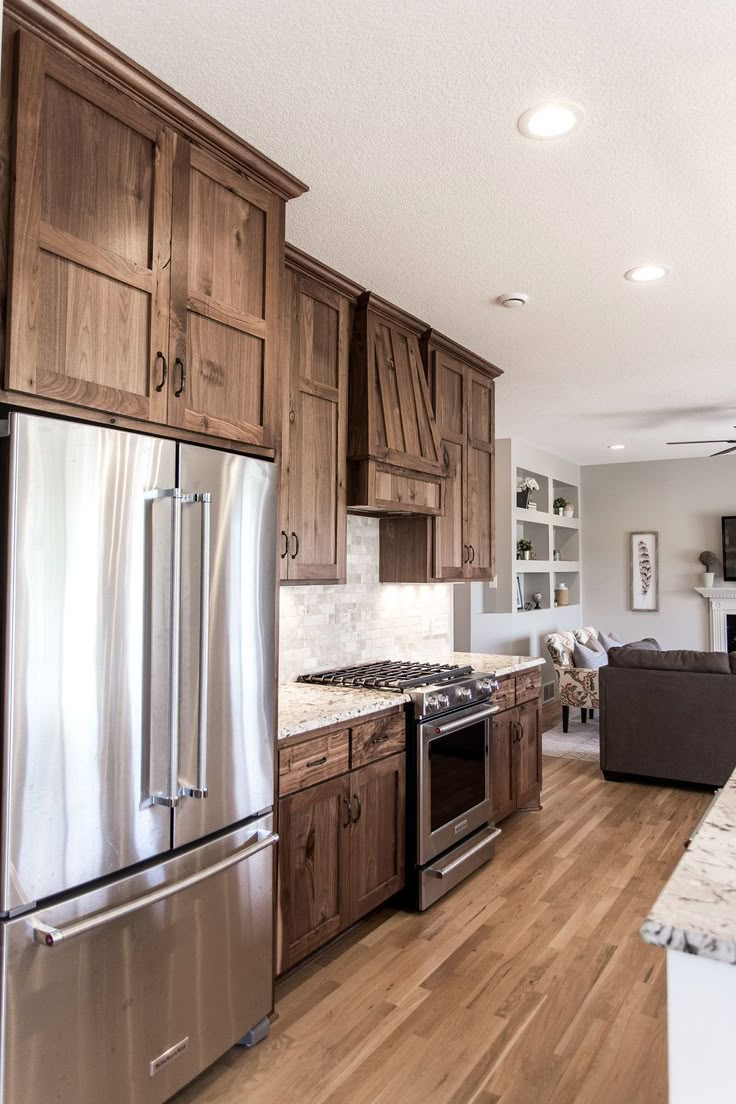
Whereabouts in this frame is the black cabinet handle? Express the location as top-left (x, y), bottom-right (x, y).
top-left (306, 755), bottom-right (327, 769)
top-left (352, 794), bottom-right (362, 823)
top-left (469, 544), bottom-right (475, 563)
top-left (280, 531), bottom-right (288, 559)
top-left (371, 732), bottom-right (390, 746)
top-left (154, 351), bottom-right (168, 393)
top-left (290, 532), bottom-right (299, 559)
top-left (174, 356), bottom-right (186, 397)
top-left (343, 797), bottom-right (352, 828)
top-left (462, 545), bottom-right (468, 564)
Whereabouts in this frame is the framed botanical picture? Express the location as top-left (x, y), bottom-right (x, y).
top-left (630, 531), bottom-right (659, 611)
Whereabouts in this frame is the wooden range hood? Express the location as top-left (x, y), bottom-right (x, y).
top-left (347, 292), bottom-right (447, 515)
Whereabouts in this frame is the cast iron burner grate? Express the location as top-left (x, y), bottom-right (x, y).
top-left (298, 660), bottom-right (473, 691)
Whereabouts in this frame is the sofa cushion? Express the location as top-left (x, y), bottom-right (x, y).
top-left (573, 641), bottom-right (608, 670)
top-left (608, 648), bottom-right (732, 674)
top-left (621, 637), bottom-right (661, 651)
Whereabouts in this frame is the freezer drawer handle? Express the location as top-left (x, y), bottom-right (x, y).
top-left (30, 830), bottom-right (279, 948)
top-left (179, 491), bottom-right (211, 800)
top-left (427, 826), bottom-right (501, 879)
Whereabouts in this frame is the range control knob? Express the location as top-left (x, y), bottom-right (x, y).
top-left (426, 694), bottom-right (441, 711)
top-left (478, 678), bottom-right (496, 693)
top-left (456, 686), bottom-right (473, 701)
top-left (437, 693), bottom-right (450, 708)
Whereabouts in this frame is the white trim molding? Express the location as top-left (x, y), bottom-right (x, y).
top-left (694, 586), bottom-right (736, 651)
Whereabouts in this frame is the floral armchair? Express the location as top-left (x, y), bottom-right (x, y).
top-left (545, 626), bottom-right (600, 732)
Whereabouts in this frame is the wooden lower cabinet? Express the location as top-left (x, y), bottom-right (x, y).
top-left (491, 676), bottom-right (543, 822)
top-left (277, 750), bottom-right (406, 974)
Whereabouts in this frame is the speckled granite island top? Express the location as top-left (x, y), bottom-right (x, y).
top-left (277, 651), bottom-right (545, 741)
top-left (641, 770), bottom-right (736, 964)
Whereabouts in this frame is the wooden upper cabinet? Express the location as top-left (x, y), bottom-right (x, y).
top-left (379, 332), bottom-right (501, 583)
top-left (348, 293), bottom-right (446, 515)
top-left (2, 9), bottom-right (306, 447)
top-left (167, 141), bottom-right (283, 446)
top-left (465, 368), bottom-right (495, 579)
top-left (7, 31), bottom-right (173, 421)
top-left (280, 248), bottom-right (358, 584)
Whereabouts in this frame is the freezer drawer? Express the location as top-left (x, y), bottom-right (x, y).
top-left (0, 815), bottom-right (276, 1104)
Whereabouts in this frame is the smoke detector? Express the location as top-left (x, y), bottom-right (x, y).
top-left (496, 293), bottom-right (528, 308)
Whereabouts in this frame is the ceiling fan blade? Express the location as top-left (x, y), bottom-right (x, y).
top-left (710, 445), bottom-right (736, 457)
top-left (666, 439), bottom-right (733, 445)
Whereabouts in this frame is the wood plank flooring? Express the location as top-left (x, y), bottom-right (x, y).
top-left (173, 758), bottom-right (710, 1104)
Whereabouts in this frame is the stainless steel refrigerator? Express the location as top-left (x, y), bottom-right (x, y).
top-left (0, 412), bottom-right (278, 1103)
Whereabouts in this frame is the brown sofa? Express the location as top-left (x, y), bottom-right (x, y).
top-left (600, 648), bottom-right (736, 787)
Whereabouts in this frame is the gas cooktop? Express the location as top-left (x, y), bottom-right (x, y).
top-left (298, 660), bottom-right (498, 718)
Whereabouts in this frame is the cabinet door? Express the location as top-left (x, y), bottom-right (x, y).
top-left (431, 350), bottom-right (467, 580)
top-left (491, 707), bottom-right (516, 823)
top-left (284, 272), bottom-right (349, 582)
top-left (168, 140), bottom-right (283, 446)
top-left (515, 698), bottom-right (542, 810)
top-left (349, 753), bottom-right (406, 921)
top-left (8, 32), bottom-right (173, 421)
top-left (465, 369), bottom-right (495, 580)
top-left (277, 775), bottom-right (351, 974)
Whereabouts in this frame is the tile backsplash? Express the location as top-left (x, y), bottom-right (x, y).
top-left (279, 516), bottom-right (454, 682)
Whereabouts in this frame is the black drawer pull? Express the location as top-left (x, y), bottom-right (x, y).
top-left (371, 733), bottom-right (390, 745)
top-left (154, 351), bottom-right (167, 392)
top-left (306, 755), bottom-right (327, 769)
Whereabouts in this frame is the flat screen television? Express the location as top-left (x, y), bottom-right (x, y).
top-left (722, 516), bottom-right (736, 581)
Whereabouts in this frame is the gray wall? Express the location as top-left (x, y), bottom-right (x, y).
top-left (582, 456), bottom-right (736, 649)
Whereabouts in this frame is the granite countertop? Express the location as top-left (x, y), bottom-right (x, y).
top-left (277, 651), bottom-right (545, 741)
top-left (641, 771), bottom-right (736, 964)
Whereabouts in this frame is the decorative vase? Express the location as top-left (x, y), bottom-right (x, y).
top-left (528, 501), bottom-right (537, 511)
top-left (563, 504), bottom-right (575, 517)
top-left (554, 584), bottom-right (569, 606)
top-left (702, 572), bottom-right (715, 588)
top-left (517, 489), bottom-right (531, 509)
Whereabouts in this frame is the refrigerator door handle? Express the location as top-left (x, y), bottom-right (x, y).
top-left (179, 492), bottom-right (211, 800)
top-left (146, 488), bottom-right (182, 809)
top-left (30, 830), bottom-right (279, 947)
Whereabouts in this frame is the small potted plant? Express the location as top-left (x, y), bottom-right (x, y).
top-left (517, 476), bottom-right (539, 509)
top-left (699, 550), bottom-right (717, 588)
top-left (517, 538), bottom-right (533, 560)
top-left (553, 496), bottom-right (567, 516)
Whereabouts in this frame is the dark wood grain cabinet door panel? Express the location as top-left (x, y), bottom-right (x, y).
top-left (277, 774), bottom-right (351, 974)
top-left (349, 753), bottom-right (406, 919)
top-left (284, 271), bottom-right (349, 583)
top-left (432, 350), bottom-right (467, 580)
top-left (465, 369), bottom-right (495, 579)
top-left (168, 141), bottom-right (282, 446)
top-left (8, 31), bottom-right (173, 421)
top-left (491, 708), bottom-right (516, 824)
top-left (515, 698), bottom-right (542, 811)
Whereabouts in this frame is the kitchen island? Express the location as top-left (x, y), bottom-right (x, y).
top-left (641, 770), bottom-right (734, 1104)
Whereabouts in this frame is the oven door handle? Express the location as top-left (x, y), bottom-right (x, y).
top-left (428, 704), bottom-right (499, 737)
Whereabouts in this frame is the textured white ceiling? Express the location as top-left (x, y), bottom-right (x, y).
top-left (60, 0), bottom-right (736, 464)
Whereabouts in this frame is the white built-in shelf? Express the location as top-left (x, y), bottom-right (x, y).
top-left (516, 603), bottom-right (582, 615)
top-left (515, 507), bottom-right (580, 529)
top-left (515, 559), bottom-right (580, 572)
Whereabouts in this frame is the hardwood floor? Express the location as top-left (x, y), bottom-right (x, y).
top-left (173, 758), bottom-right (709, 1104)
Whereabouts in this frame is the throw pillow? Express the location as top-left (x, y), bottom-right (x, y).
top-left (573, 641), bottom-right (608, 670)
top-left (624, 638), bottom-right (661, 651)
top-left (598, 630), bottom-right (623, 652)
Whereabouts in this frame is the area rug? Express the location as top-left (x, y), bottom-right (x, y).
top-left (542, 715), bottom-right (600, 762)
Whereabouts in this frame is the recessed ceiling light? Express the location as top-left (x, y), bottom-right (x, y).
top-left (517, 102), bottom-right (584, 139)
top-left (624, 264), bottom-right (671, 282)
top-left (608, 444), bottom-right (626, 450)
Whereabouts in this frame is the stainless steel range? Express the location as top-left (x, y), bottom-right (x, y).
top-left (298, 660), bottom-right (501, 910)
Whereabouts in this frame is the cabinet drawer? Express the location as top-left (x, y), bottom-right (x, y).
top-left (351, 713), bottom-right (406, 767)
top-left (279, 730), bottom-right (350, 795)
top-left (494, 678), bottom-right (515, 712)
top-left (516, 669), bottom-right (542, 705)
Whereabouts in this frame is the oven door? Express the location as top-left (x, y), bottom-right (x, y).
top-left (417, 703), bottom-right (497, 866)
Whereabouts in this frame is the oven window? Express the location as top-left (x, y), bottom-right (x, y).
top-left (429, 721), bottom-right (487, 833)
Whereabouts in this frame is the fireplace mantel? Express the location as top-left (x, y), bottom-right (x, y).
top-left (694, 586), bottom-right (736, 651)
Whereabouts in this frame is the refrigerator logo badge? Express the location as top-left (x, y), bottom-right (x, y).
top-left (150, 1037), bottom-right (189, 1077)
